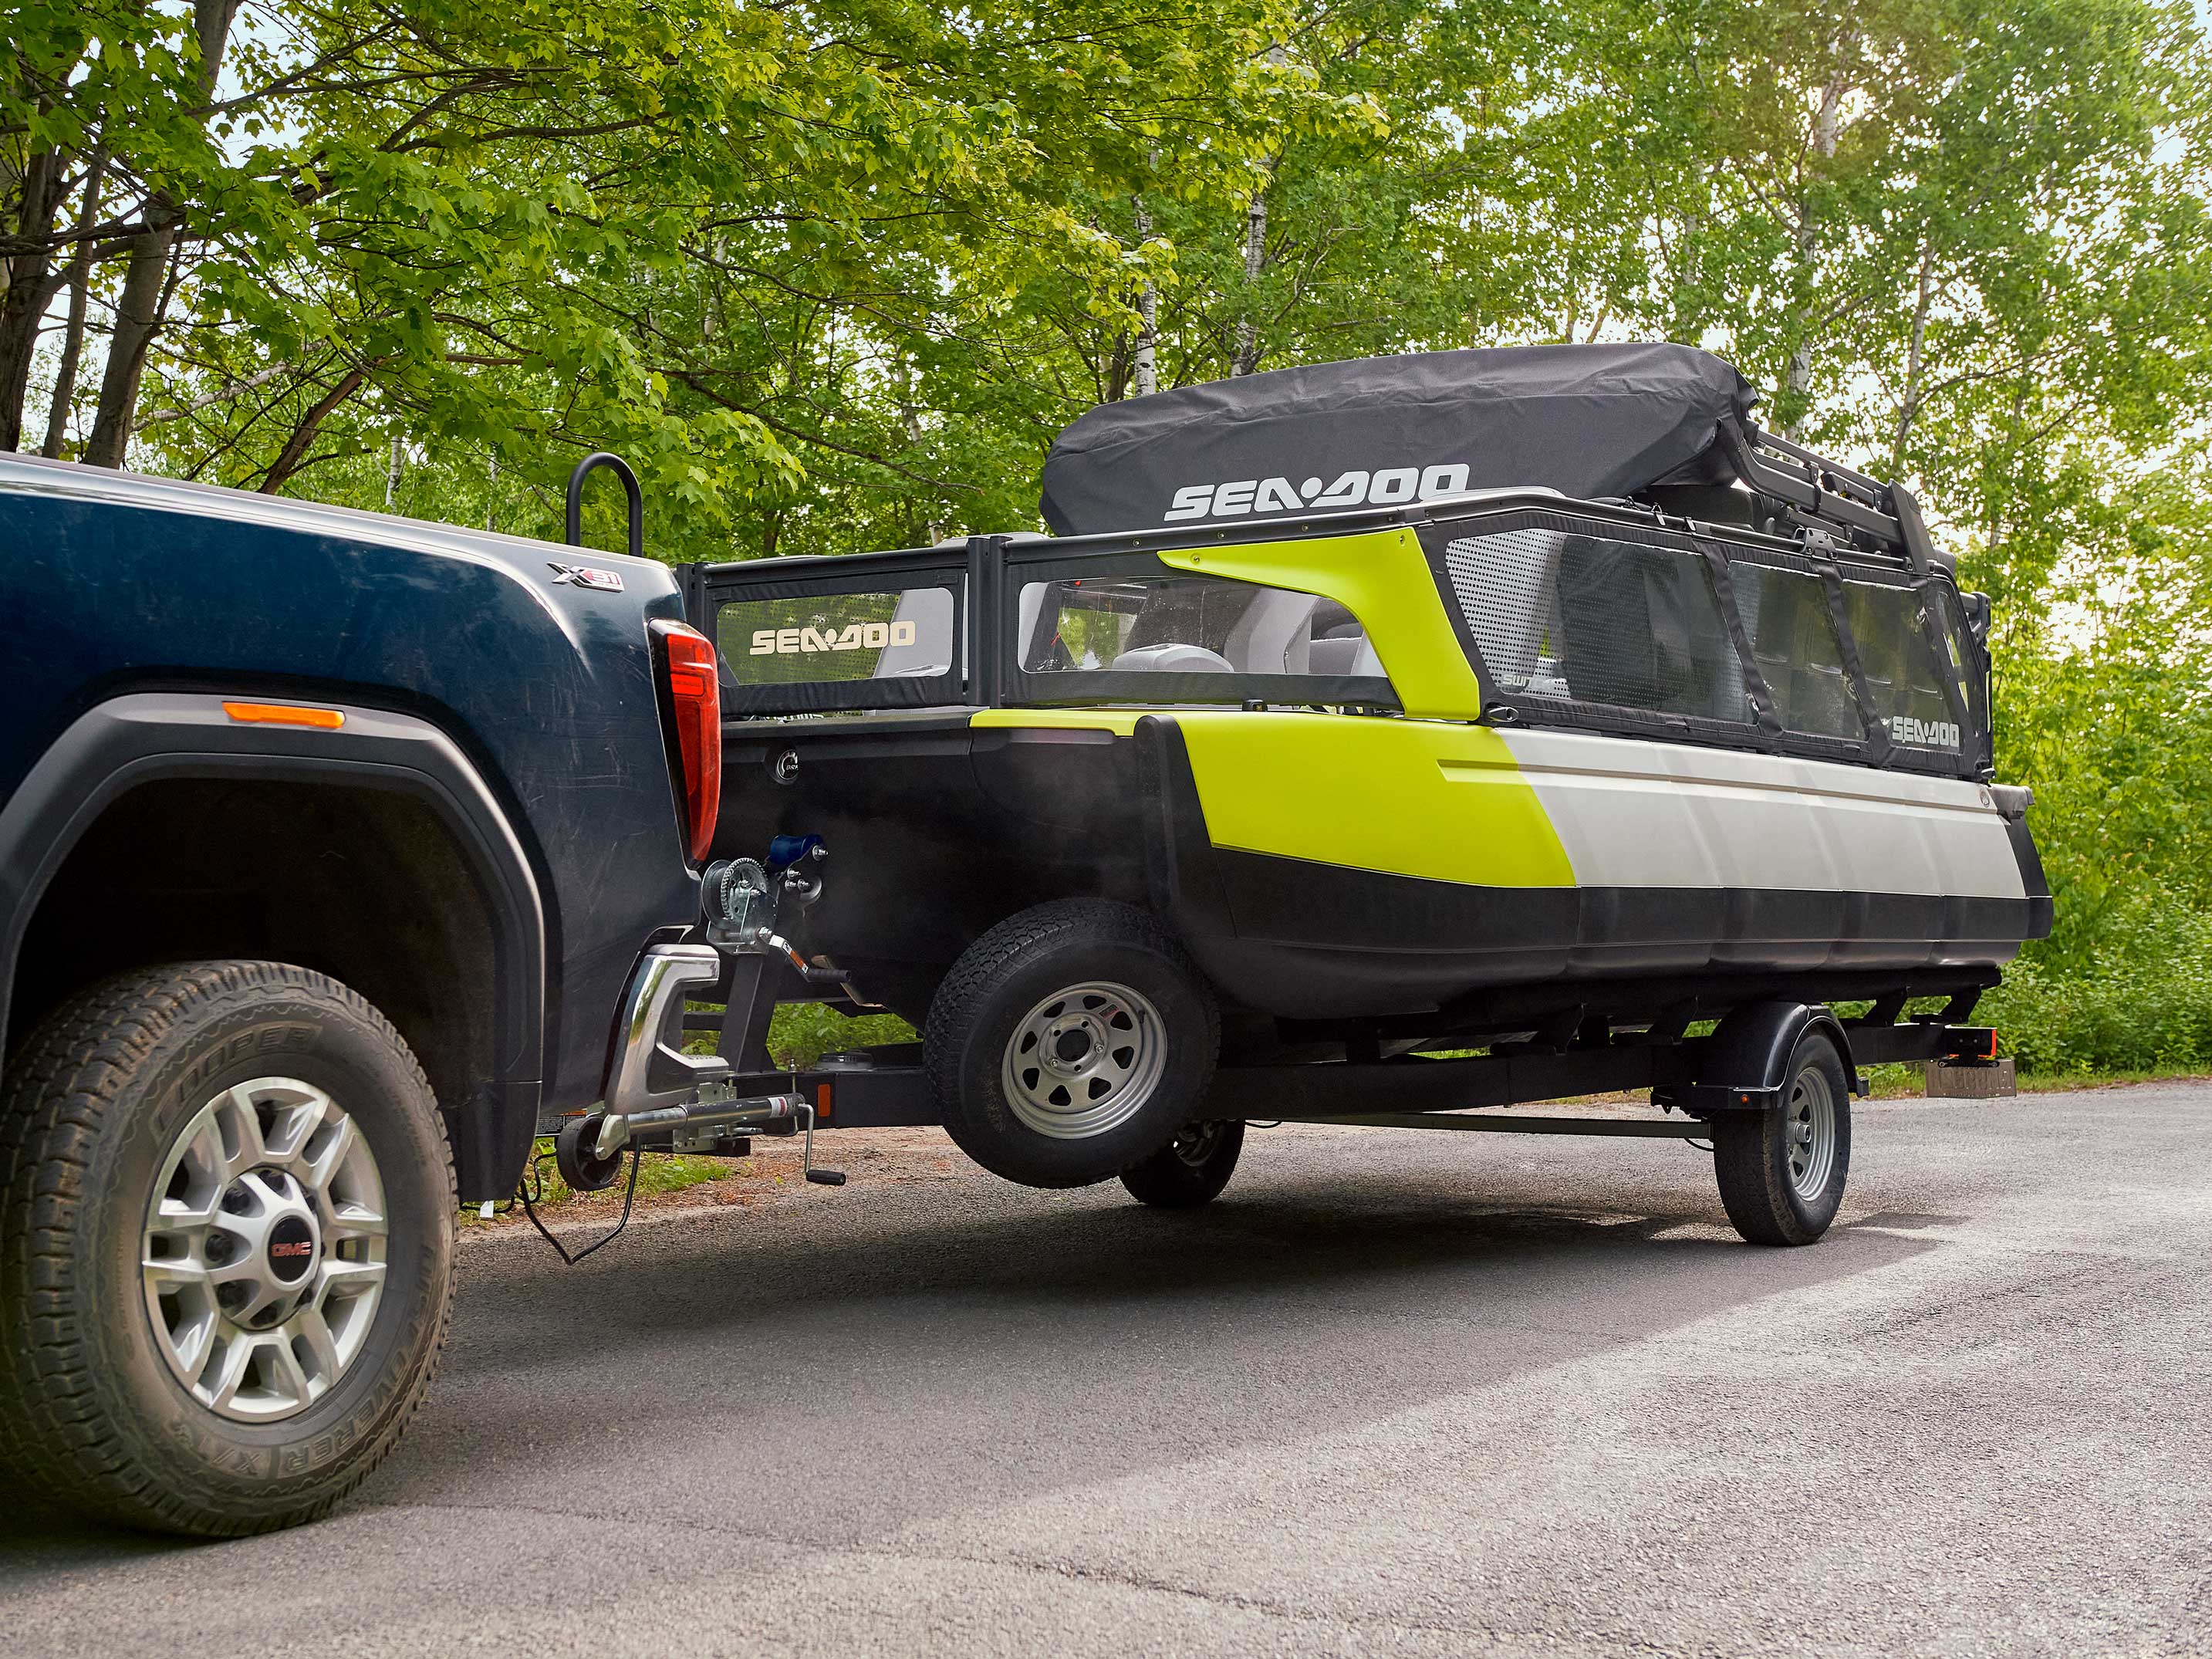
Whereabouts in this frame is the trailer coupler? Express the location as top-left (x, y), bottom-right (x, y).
top-left (556, 938), bottom-right (853, 1199)
top-left (585, 1086), bottom-right (846, 1188)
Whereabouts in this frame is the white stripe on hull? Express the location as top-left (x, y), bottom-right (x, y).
top-left (1497, 728), bottom-right (2025, 901)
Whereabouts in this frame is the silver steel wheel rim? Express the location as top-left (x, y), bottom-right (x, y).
top-left (140, 1076), bottom-right (389, 1424)
top-left (1170, 1120), bottom-right (1227, 1167)
top-left (1785, 1066), bottom-right (1838, 1201)
top-left (1001, 980), bottom-right (1167, 1140)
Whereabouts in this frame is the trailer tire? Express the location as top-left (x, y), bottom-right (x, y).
top-left (0, 961), bottom-right (455, 1536)
top-left (1711, 1032), bottom-right (1852, 1246)
top-left (1120, 1119), bottom-right (1244, 1208)
top-left (927, 900), bottom-right (1218, 1188)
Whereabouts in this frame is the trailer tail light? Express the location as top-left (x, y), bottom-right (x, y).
top-left (653, 621), bottom-right (721, 862)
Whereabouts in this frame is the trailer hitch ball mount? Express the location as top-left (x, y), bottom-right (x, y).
top-left (583, 940), bottom-right (847, 1189)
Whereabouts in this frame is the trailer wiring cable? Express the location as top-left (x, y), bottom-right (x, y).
top-left (515, 1141), bottom-right (644, 1265)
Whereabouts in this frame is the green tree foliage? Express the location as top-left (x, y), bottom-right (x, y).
top-left (7, 0), bottom-right (2212, 1070)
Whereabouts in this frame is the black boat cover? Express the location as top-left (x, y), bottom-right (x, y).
top-left (1039, 342), bottom-right (1760, 537)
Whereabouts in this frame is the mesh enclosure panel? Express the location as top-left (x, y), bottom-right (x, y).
top-left (1441, 527), bottom-right (1563, 694)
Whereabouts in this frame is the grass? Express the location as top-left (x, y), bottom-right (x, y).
top-left (459, 1137), bottom-right (794, 1225)
top-left (1861, 1060), bottom-right (2212, 1098)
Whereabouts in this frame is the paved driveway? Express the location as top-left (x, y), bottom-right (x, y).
top-left (4, 1086), bottom-right (2207, 1656)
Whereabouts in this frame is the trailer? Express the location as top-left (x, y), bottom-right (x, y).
top-left (547, 343), bottom-right (2048, 1251)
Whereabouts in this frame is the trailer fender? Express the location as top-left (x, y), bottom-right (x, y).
top-left (1674, 1000), bottom-right (1856, 1115)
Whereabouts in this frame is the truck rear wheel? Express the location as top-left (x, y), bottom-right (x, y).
top-left (927, 900), bottom-right (1219, 1188)
top-left (0, 961), bottom-right (455, 1536)
top-left (1120, 1118), bottom-right (1244, 1208)
top-left (1711, 1032), bottom-right (1852, 1246)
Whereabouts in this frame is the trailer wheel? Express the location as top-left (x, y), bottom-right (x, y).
top-left (927, 900), bottom-right (1218, 1188)
top-left (555, 1113), bottom-right (625, 1193)
top-left (0, 961), bottom-right (455, 1536)
top-left (1711, 1032), bottom-right (1852, 1246)
top-left (1120, 1119), bottom-right (1244, 1208)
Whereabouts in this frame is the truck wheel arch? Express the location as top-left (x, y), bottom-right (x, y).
top-left (0, 693), bottom-right (548, 1203)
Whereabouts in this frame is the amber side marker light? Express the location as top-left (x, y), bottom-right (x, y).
top-left (222, 701), bottom-right (345, 730)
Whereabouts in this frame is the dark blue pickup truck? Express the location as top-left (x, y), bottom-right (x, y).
top-left (0, 451), bottom-right (731, 1535)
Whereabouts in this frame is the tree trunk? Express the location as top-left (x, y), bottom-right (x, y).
top-left (79, 1), bottom-right (243, 468)
top-left (41, 157), bottom-right (106, 458)
top-left (1231, 173), bottom-right (1270, 377)
top-left (0, 127), bottom-right (69, 451)
top-left (1891, 242), bottom-right (1937, 475)
top-left (1783, 45), bottom-right (1853, 438)
top-left (1132, 189), bottom-right (1157, 398)
top-left (83, 222), bottom-right (178, 468)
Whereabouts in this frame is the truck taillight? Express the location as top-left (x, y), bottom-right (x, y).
top-left (653, 622), bottom-right (721, 862)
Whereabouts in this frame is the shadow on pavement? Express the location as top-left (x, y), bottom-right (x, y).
top-left (0, 1157), bottom-right (1939, 1563)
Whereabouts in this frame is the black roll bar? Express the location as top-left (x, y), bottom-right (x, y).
top-left (566, 451), bottom-right (643, 560)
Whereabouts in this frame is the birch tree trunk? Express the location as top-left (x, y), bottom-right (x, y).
top-left (1783, 42), bottom-right (1853, 438)
top-left (1231, 170), bottom-right (1271, 377)
top-left (1132, 191), bottom-right (1157, 398)
top-left (1892, 242), bottom-right (1937, 475)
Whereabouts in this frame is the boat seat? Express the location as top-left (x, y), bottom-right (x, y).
top-left (1109, 642), bottom-right (1234, 673)
top-left (1309, 633), bottom-right (1385, 677)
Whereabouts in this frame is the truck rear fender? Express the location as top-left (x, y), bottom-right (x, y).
top-left (0, 693), bottom-right (547, 1203)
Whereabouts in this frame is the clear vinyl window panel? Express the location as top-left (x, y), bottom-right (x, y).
top-left (1727, 563), bottom-right (1861, 740)
top-left (717, 586), bottom-right (957, 685)
top-left (1442, 528), bottom-right (1748, 723)
top-left (1845, 580), bottom-right (1967, 752)
top-left (1018, 575), bottom-right (1385, 681)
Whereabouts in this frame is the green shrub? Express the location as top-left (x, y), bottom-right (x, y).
top-left (1983, 900), bottom-right (2212, 1076)
top-left (765, 1002), bottom-right (917, 1069)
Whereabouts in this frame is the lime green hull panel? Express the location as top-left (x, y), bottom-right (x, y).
top-left (1167, 711), bottom-right (1574, 890)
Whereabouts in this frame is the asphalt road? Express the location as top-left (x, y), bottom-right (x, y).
top-left (3, 1085), bottom-right (2208, 1657)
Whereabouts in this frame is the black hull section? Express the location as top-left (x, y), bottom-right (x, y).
top-left (1197, 848), bottom-right (2035, 1020)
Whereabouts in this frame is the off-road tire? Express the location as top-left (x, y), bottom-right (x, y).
top-left (927, 900), bottom-right (1218, 1188)
top-left (1120, 1119), bottom-right (1244, 1208)
top-left (1711, 1032), bottom-right (1852, 1246)
top-left (0, 961), bottom-right (455, 1536)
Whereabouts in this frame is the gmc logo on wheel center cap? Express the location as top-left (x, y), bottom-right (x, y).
top-left (266, 1217), bottom-right (316, 1281)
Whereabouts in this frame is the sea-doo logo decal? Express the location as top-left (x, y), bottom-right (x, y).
top-left (751, 621), bottom-right (919, 656)
top-left (1163, 464), bottom-right (1474, 522)
top-left (547, 561), bottom-right (625, 593)
top-left (1889, 715), bottom-right (1960, 748)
